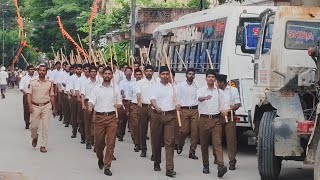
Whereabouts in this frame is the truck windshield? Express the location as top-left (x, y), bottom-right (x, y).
top-left (285, 21), bottom-right (320, 50)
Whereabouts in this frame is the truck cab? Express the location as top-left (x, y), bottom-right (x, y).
top-left (252, 6), bottom-right (320, 180)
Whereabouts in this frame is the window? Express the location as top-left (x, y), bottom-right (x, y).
top-left (285, 21), bottom-right (320, 50)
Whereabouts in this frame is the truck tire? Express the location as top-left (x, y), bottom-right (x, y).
top-left (258, 111), bottom-right (282, 180)
top-left (315, 141), bottom-right (320, 180)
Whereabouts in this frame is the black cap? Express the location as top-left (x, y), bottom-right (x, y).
top-left (159, 66), bottom-right (169, 73)
top-left (216, 74), bottom-right (227, 83)
top-left (145, 64), bottom-right (154, 71)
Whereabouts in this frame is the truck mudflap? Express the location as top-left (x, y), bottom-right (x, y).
top-left (305, 104), bottom-right (320, 164)
top-left (274, 117), bottom-right (304, 156)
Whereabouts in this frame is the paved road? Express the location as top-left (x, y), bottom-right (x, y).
top-left (0, 88), bottom-right (314, 180)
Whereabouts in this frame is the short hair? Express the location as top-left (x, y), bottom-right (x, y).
top-left (70, 64), bottom-right (75, 69)
top-left (98, 65), bottom-right (104, 68)
top-left (27, 65), bottom-right (34, 70)
top-left (62, 62), bottom-right (68, 66)
top-left (205, 69), bottom-right (216, 77)
top-left (216, 74), bottom-right (228, 84)
top-left (125, 67), bottom-right (133, 71)
top-left (83, 63), bottom-right (91, 69)
top-left (134, 68), bottom-right (142, 74)
top-left (133, 61), bottom-right (140, 65)
top-left (186, 68), bottom-right (196, 75)
top-left (112, 60), bottom-right (118, 66)
top-left (39, 64), bottom-right (48, 71)
top-left (103, 66), bottom-right (113, 73)
top-left (55, 62), bottom-right (61, 66)
top-left (89, 66), bottom-right (98, 72)
top-left (74, 64), bottom-right (83, 69)
top-left (122, 63), bottom-right (129, 67)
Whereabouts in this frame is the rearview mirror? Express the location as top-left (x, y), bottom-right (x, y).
top-left (236, 26), bottom-right (244, 46)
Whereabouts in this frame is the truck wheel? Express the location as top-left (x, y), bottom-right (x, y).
top-left (315, 141), bottom-right (320, 180)
top-left (258, 111), bottom-right (282, 180)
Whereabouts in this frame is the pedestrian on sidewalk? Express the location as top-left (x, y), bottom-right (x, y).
top-left (0, 66), bottom-right (8, 99)
top-left (26, 64), bottom-right (57, 153)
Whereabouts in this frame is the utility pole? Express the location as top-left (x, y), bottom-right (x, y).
top-left (2, 20), bottom-right (4, 66)
top-left (130, 0), bottom-right (136, 57)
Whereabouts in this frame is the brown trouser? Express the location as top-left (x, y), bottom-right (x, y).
top-left (30, 103), bottom-right (52, 148)
top-left (223, 113), bottom-right (237, 165)
top-left (151, 111), bottom-right (176, 170)
top-left (94, 113), bottom-right (118, 169)
top-left (23, 94), bottom-right (30, 126)
top-left (77, 100), bottom-right (85, 139)
top-left (130, 103), bottom-right (140, 145)
top-left (177, 109), bottom-right (199, 153)
top-left (70, 96), bottom-right (78, 134)
top-left (57, 91), bottom-right (64, 117)
top-left (84, 100), bottom-right (94, 144)
top-left (199, 115), bottom-right (224, 166)
top-left (63, 94), bottom-right (71, 125)
top-left (117, 100), bottom-right (131, 138)
top-left (139, 105), bottom-right (152, 151)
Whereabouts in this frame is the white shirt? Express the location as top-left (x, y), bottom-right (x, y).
top-left (130, 80), bottom-right (141, 104)
top-left (113, 70), bottom-right (124, 85)
top-left (119, 78), bottom-right (135, 101)
top-left (150, 82), bottom-right (176, 111)
top-left (54, 69), bottom-right (63, 84)
top-left (19, 74), bottom-right (37, 91)
top-left (75, 76), bottom-right (89, 93)
top-left (65, 74), bottom-right (80, 95)
top-left (177, 81), bottom-right (198, 107)
top-left (197, 86), bottom-right (224, 115)
top-left (81, 77), bottom-right (100, 99)
top-left (88, 84), bottom-right (122, 113)
top-left (136, 78), bottom-right (157, 104)
top-left (221, 86), bottom-right (241, 110)
top-left (0, 71), bottom-right (8, 85)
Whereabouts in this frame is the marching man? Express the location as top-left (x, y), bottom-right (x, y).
top-left (88, 66), bottom-right (122, 176)
top-left (27, 65), bottom-right (57, 153)
top-left (216, 74), bottom-right (241, 170)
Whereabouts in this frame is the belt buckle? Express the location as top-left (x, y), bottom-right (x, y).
top-left (104, 112), bottom-right (108, 116)
top-left (161, 111), bottom-right (166, 115)
top-left (188, 106), bottom-right (192, 110)
top-left (209, 115), bottom-right (213, 119)
top-left (39, 103), bottom-right (44, 106)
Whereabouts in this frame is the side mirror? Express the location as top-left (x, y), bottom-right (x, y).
top-left (236, 26), bottom-right (244, 46)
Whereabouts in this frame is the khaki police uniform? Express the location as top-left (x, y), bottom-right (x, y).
top-left (26, 78), bottom-right (54, 148)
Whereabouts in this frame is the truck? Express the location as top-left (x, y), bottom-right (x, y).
top-left (238, 6), bottom-right (320, 180)
top-left (149, 5), bottom-right (277, 143)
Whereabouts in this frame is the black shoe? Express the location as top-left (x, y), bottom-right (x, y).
top-left (146, 136), bottom-right (150, 140)
top-left (134, 144), bottom-right (140, 152)
top-left (93, 147), bottom-right (96, 152)
top-left (118, 137), bottom-right (123, 142)
top-left (189, 153), bottom-right (198, 160)
top-left (65, 124), bottom-right (69, 127)
top-left (104, 169), bottom-right (112, 176)
top-left (112, 155), bottom-right (116, 160)
top-left (217, 165), bottom-right (228, 178)
top-left (154, 163), bottom-right (161, 171)
top-left (203, 165), bottom-right (210, 174)
top-left (86, 143), bottom-right (92, 149)
top-left (214, 159), bottom-right (218, 165)
top-left (176, 145), bottom-right (183, 154)
top-left (151, 155), bottom-right (154, 161)
top-left (140, 151), bottom-right (146, 157)
top-left (71, 133), bottom-right (76, 138)
top-left (98, 159), bottom-right (104, 170)
top-left (166, 170), bottom-right (176, 177)
top-left (25, 124), bottom-right (29, 129)
top-left (229, 163), bottom-right (236, 170)
top-left (59, 116), bottom-right (63, 121)
top-left (81, 139), bottom-right (85, 144)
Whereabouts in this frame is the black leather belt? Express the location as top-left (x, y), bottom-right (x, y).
top-left (32, 101), bottom-right (50, 106)
top-left (142, 103), bottom-right (151, 108)
top-left (96, 111), bottom-right (116, 116)
top-left (153, 110), bottom-right (175, 115)
top-left (200, 114), bottom-right (220, 119)
top-left (181, 105), bottom-right (198, 110)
